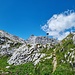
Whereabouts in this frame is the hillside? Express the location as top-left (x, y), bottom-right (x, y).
top-left (0, 30), bottom-right (75, 75)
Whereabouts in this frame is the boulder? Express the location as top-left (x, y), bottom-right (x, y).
top-left (73, 35), bottom-right (75, 44)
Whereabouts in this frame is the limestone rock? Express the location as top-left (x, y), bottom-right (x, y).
top-left (73, 35), bottom-right (75, 44)
top-left (8, 44), bottom-right (45, 65)
top-left (26, 35), bottom-right (58, 45)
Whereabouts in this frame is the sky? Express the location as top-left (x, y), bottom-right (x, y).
top-left (0, 0), bottom-right (75, 40)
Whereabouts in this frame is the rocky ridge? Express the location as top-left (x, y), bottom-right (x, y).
top-left (0, 30), bottom-right (25, 43)
top-left (0, 30), bottom-right (58, 65)
top-left (26, 35), bottom-right (58, 45)
top-left (0, 30), bottom-right (25, 56)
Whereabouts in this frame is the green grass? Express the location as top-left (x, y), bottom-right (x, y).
top-left (0, 56), bottom-right (35, 75)
top-left (0, 56), bottom-right (9, 70)
top-left (7, 62), bottom-right (35, 75)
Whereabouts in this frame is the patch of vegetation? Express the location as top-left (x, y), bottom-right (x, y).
top-left (9, 42), bottom-right (22, 50)
top-left (52, 64), bottom-right (75, 75)
top-left (7, 62), bottom-right (35, 75)
top-left (40, 47), bottom-right (54, 54)
top-left (0, 55), bottom-right (9, 70)
top-left (27, 44), bottom-right (32, 48)
top-left (0, 56), bottom-right (35, 75)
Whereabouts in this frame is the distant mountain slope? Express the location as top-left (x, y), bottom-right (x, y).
top-left (0, 30), bottom-right (25, 43)
top-left (0, 30), bottom-right (25, 56)
top-left (26, 35), bottom-right (58, 45)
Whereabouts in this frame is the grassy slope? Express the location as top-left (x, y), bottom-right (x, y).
top-left (54, 33), bottom-right (75, 75)
top-left (0, 56), bottom-right (35, 75)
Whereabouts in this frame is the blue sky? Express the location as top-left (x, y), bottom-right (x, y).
top-left (0, 0), bottom-right (75, 39)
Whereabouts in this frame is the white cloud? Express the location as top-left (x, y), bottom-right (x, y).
top-left (41, 10), bottom-right (75, 40)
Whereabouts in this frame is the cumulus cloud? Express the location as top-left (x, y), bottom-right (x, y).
top-left (41, 10), bottom-right (75, 40)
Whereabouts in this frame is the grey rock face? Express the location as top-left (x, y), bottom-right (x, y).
top-left (8, 44), bottom-right (45, 65)
top-left (0, 30), bottom-right (25, 43)
top-left (0, 30), bottom-right (25, 56)
top-left (73, 35), bottom-right (75, 44)
top-left (26, 35), bottom-right (58, 45)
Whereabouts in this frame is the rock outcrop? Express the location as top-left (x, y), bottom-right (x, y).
top-left (0, 30), bottom-right (25, 43)
top-left (26, 35), bottom-right (58, 45)
top-left (0, 30), bottom-right (25, 56)
top-left (73, 34), bottom-right (75, 44)
top-left (8, 44), bottom-right (45, 65)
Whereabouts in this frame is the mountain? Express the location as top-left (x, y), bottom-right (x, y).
top-left (0, 30), bottom-right (25, 43)
top-left (26, 35), bottom-right (58, 45)
top-left (0, 30), bottom-right (58, 65)
top-left (0, 30), bottom-right (75, 75)
top-left (0, 30), bottom-right (25, 56)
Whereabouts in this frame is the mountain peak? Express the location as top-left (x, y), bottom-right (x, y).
top-left (26, 35), bottom-right (58, 45)
top-left (0, 30), bottom-right (25, 43)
